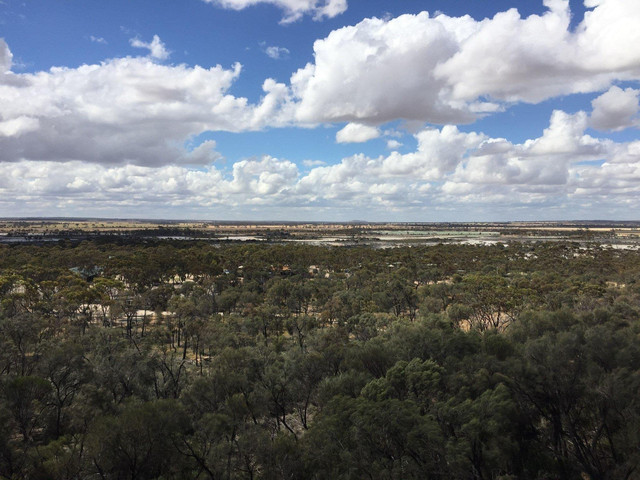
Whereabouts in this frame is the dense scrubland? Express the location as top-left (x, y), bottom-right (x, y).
top-left (1, 239), bottom-right (639, 479)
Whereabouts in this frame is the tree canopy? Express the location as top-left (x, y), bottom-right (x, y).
top-left (1, 239), bottom-right (639, 479)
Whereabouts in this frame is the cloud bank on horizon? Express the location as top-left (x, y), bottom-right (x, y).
top-left (1, 0), bottom-right (640, 220)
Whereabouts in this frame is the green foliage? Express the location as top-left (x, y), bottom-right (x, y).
top-left (0, 239), bottom-right (639, 478)
top-left (87, 400), bottom-right (191, 479)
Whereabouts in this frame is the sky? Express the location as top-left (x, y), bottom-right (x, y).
top-left (1, 0), bottom-right (640, 221)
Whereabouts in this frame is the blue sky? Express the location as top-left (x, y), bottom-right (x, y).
top-left (1, 0), bottom-right (640, 221)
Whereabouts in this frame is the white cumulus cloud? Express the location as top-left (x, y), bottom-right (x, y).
top-left (291, 0), bottom-right (640, 125)
top-left (386, 140), bottom-right (403, 150)
top-left (89, 36), bottom-right (108, 45)
top-left (590, 86), bottom-right (640, 131)
top-left (335, 123), bottom-right (380, 143)
top-left (0, 40), bottom-right (294, 166)
top-left (130, 35), bottom-right (170, 60)
top-left (263, 44), bottom-right (290, 60)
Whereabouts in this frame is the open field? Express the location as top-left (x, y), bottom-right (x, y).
top-left (1, 218), bottom-right (640, 247)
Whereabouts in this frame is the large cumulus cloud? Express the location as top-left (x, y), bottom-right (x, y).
top-left (0, 39), bottom-right (292, 166)
top-left (292, 0), bottom-right (640, 125)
